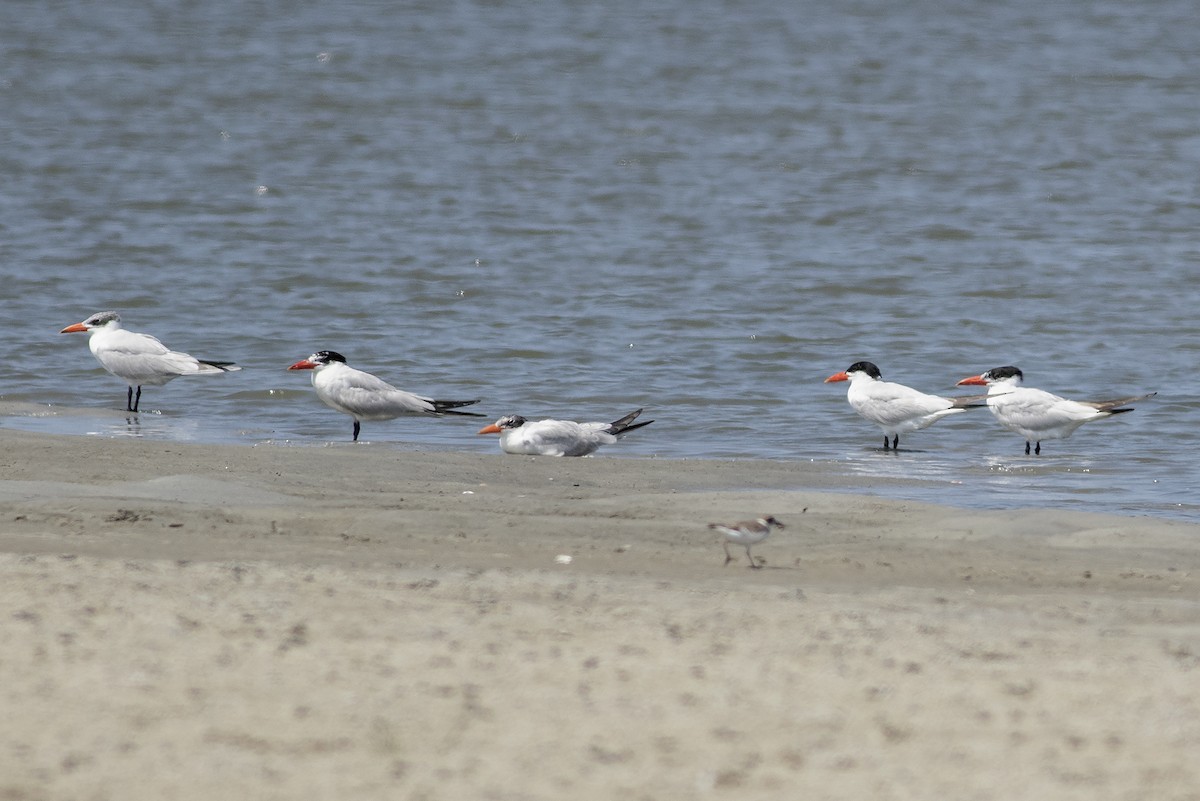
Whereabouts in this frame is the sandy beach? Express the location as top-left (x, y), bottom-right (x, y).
top-left (0, 428), bottom-right (1197, 800)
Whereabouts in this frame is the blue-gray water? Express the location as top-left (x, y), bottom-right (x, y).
top-left (2, 0), bottom-right (1197, 520)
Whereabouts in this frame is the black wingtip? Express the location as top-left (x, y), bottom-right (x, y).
top-left (608, 408), bottom-right (651, 434)
top-left (950, 392), bottom-right (991, 408)
top-left (198, 359), bottom-right (239, 370)
top-left (432, 399), bottom-right (486, 417)
top-left (1093, 391), bottom-right (1157, 413)
top-left (614, 419), bottom-right (654, 435)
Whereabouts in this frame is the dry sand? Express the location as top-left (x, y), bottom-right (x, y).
top-left (0, 428), bottom-right (1197, 800)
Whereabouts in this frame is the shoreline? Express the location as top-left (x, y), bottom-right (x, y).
top-left (1, 428), bottom-right (1195, 589)
top-left (1, 429), bottom-right (1198, 798)
top-left (4, 399), bottom-right (1193, 526)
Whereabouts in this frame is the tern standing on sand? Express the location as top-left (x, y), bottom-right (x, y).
top-left (287, 350), bottom-right (483, 441)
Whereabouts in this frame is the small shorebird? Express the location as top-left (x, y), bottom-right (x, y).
top-left (825, 361), bottom-right (987, 450)
top-left (60, 311), bottom-right (240, 412)
top-left (287, 350), bottom-right (483, 441)
top-left (477, 408), bottom-right (653, 457)
top-left (709, 516), bottom-right (785, 569)
top-left (957, 365), bottom-right (1155, 454)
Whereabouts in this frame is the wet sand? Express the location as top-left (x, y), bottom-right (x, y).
top-left (1, 429), bottom-right (1197, 799)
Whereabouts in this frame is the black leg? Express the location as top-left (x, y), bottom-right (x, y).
top-left (1025, 441), bottom-right (1031, 455)
top-left (134, 386), bottom-right (141, 412)
top-left (352, 420), bottom-right (361, 441)
top-left (883, 436), bottom-right (890, 450)
top-left (126, 386), bottom-right (134, 412)
top-left (1034, 441), bottom-right (1041, 455)
top-left (891, 435), bottom-right (899, 451)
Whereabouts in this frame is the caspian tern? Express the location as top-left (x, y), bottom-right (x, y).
top-left (60, 311), bottom-right (241, 412)
top-left (287, 350), bottom-right (483, 441)
top-left (956, 365), bottom-right (1155, 454)
top-left (477, 408), bottom-right (653, 456)
top-left (824, 361), bottom-right (986, 450)
top-left (708, 516), bottom-right (785, 569)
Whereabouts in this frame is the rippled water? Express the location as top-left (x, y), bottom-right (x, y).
top-left (2, 0), bottom-right (1197, 520)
